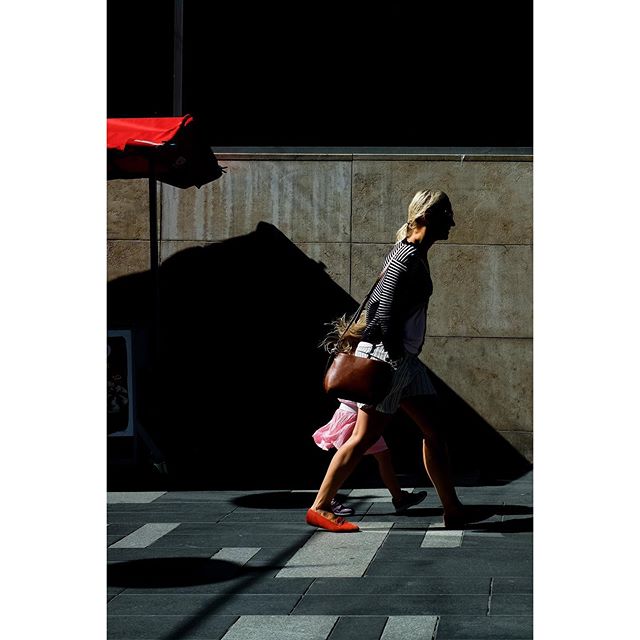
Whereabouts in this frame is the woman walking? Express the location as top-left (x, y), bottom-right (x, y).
top-left (307, 189), bottom-right (466, 532)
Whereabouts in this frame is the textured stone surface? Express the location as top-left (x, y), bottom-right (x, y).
top-left (297, 243), bottom-right (351, 293)
top-left (351, 244), bottom-right (533, 338)
top-left (108, 523), bottom-right (180, 549)
top-left (107, 492), bottom-right (167, 504)
top-left (107, 179), bottom-right (153, 239)
top-left (499, 431), bottom-right (534, 461)
top-left (106, 480), bottom-right (532, 639)
top-left (422, 337), bottom-right (533, 433)
top-left (380, 616), bottom-right (438, 640)
top-left (427, 244), bottom-right (532, 338)
top-left (221, 615), bottom-right (338, 640)
top-left (107, 156), bottom-right (533, 461)
top-left (107, 240), bottom-right (152, 280)
top-left (160, 240), bottom-right (212, 263)
top-left (276, 522), bottom-right (391, 578)
top-left (161, 161), bottom-right (352, 242)
top-left (352, 160), bottom-right (532, 244)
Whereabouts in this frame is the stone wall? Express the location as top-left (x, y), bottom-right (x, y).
top-left (107, 152), bottom-right (533, 461)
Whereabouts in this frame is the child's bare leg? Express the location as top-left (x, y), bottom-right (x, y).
top-left (311, 407), bottom-right (391, 519)
top-left (373, 450), bottom-right (403, 501)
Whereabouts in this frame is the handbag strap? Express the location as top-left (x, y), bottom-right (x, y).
top-left (334, 265), bottom-right (388, 347)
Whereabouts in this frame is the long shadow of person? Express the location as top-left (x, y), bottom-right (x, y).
top-left (107, 222), bottom-right (531, 489)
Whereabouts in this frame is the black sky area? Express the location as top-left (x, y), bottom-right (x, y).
top-left (107, 2), bottom-right (532, 147)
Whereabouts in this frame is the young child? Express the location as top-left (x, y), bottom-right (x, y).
top-left (312, 398), bottom-right (427, 515)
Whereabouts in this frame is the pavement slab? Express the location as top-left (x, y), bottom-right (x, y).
top-left (107, 474), bottom-right (533, 639)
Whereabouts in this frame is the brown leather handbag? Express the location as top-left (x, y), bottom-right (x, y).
top-left (323, 271), bottom-right (394, 405)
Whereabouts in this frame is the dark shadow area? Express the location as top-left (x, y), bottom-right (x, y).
top-left (399, 504), bottom-right (533, 533)
top-left (107, 558), bottom-right (252, 588)
top-left (107, 2), bottom-right (532, 147)
top-left (108, 222), bottom-right (531, 489)
top-left (467, 517), bottom-right (533, 533)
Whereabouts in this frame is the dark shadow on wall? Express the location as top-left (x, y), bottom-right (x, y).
top-left (107, 222), bottom-right (531, 490)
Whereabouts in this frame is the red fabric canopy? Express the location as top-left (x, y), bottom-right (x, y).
top-left (107, 115), bottom-right (224, 189)
top-left (107, 116), bottom-right (192, 152)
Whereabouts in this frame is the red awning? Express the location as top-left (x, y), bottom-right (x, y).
top-left (107, 116), bottom-right (191, 151)
top-left (107, 115), bottom-right (224, 188)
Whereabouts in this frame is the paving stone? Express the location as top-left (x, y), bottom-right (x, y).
top-left (364, 503), bottom-right (443, 516)
top-left (244, 547), bottom-right (298, 563)
top-left (371, 547), bottom-right (531, 565)
top-left (106, 511), bottom-right (229, 524)
top-left (382, 530), bottom-right (430, 548)
top-left (108, 548), bottom-right (222, 561)
top-left (212, 547), bottom-right (261, 564)
top-left (361, 515), bottom-right (439, 526)
top-left (153, 491), bottom-right (266, 502)
top-left (107, 503), bottom-right (234, 515)
top-left (109, 523), bottom-right (181, 549)
top-left (222, 510), bottom-right (326, 523)
top-left (107, 492), bottom-right (167, 504)
top-left (276, 522), bottom-right (391, 578)
top-left (293, 594), bottom-right (488, 616)
top-left (421, 528), bottom-right (464, 548)
top-left (221, 615), bottom-right (338, 639)
top-left (435, 615), bottom-right (533, 639)
top-left (307, 576), bottom-right (491, 595)
top-left (365, 558), bottom-right (532, 577)
top-left (489, 594), bottom-right (533, 616)
top-left (380, 615), bottom-right (438, 640)
top-left (105, 476), bottom-right (532, 639)
top-left (107, 593), bottom-right (300, 616)
top-left (492, 577), bottom-right (533, 594)
top-left (461, 535), bottom-right (533, 551)
top-left (107, 614), bottom-right (238, 639)
top-left (327, 616), bottom-right (388, 640)
top-left (106, 523), bottom-right (147, 536)
top-left (175, 521), bottom-right (314, 534)
top-left (348, 488), bottom-right (413, 502)
top-left (125, 577), bottom-right (313, 595)
top-left (150, 533), bottom-right (313, 548)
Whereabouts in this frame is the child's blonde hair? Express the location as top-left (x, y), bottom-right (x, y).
top-left (320, 311), bottom-right (367, 354)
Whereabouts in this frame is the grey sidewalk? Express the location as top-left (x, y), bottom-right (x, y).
top-left (107, 472), bottom-right (532, 640)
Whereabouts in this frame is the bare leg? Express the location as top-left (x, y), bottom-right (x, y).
top-left (311, 406), bottom-right (392, 520)
top-left (373, 450), bottom-right (403, 501)
top-left (400, 395), bottom-right (465, 526)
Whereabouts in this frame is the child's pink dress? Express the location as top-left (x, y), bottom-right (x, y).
top-left (312, 399), bottom-right (388, 455)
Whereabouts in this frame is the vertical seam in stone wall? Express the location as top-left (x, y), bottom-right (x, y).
top-left (349, 155), bottom-right (354, 295)
top-left (158, 182), bottom-right (163, 263)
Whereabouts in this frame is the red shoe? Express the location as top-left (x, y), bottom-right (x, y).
top-left (306, 508), bottom-right (360, 532)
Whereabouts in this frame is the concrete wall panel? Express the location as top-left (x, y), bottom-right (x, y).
top-left (160, 240), bottom-right (211, 263)
top-left (297, 243), bottom-right (351, 293)
top-left (161, 161), bottom-right (351, 243)
top-left (107, 240), bottom-right (152, 281)
top-left (107, 154), bottom-right (533, 461)
top-left (352, 161), bottom-right (532, 245)
top-left (107, 179), bottom-right (155, 239)
top-left (422, 337), bottom-right (532, 433)
top-left (428, 244), bottom-right (532, 338)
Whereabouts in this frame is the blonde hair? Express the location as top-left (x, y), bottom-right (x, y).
top-left (395, 189), bottom-right (451, 241)
top-left (320, 312), bottom-right (367, 354)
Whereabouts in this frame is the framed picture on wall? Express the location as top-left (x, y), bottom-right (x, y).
top-left (107, 330), bottom-right (135, 437)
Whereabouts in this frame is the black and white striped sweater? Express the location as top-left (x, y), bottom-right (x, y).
top-left (361, 239), bottom-right (433, 361)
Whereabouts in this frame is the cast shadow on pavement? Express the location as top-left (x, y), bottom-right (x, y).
top-left (108, 558), bottom-right (254, 588)
top-left (108, 222), bottom-right (532, 490)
